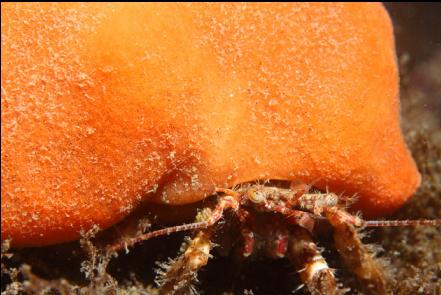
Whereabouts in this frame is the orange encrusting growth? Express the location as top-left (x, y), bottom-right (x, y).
top-left (1, 3), bottom-right (420, 247)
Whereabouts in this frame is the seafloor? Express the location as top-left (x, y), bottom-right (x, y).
top-left (2, 3), bottom-right (440, 295)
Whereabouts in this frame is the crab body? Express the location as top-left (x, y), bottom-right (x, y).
top-left (134, 183), bottom-right (385, 295)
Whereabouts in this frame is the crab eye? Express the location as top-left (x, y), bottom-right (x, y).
top-left (248, 188), bottom-right (265, 204)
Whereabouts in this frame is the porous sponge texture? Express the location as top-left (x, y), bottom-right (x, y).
top-left (1, 3), bottom-right (419, 246)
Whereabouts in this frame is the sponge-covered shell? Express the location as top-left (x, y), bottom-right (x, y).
top-left (1, 3), bottom-right (419, 246)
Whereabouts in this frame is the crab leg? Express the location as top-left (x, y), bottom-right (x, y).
top-left (324, 207), bottom-right (387, 295)
top-left (288, 226), bottom-right (341, 295)
top-left (237, 209), bottom-right (255, 258)
top-left (155, 229), bottom-right (214, 295)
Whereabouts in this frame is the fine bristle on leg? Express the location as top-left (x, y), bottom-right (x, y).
top-left (155, 230), bottom-right (213, 295)
top-left (288, 226), bottom-right (342, 295)
top-left (324, 207), bottom-right (388, 295)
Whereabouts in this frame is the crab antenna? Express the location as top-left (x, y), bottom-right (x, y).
top-left (363, 219), bottom-right (441, 227)
top-left (107, 221), bottom-right (209, 253)
top-left (107, 195), bottom-right (239, 253)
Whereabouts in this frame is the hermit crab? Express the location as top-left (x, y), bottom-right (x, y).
top-left (107, 182), bottom-right (439, 295)
top-left (1, 2), bottom-right (440, 295)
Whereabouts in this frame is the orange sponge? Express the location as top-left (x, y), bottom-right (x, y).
top-left (1, 3), bottom-right (419, 246)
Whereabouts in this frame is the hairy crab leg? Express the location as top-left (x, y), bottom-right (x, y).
top-left (324, 207), bottom-right (388, 295)
top-left (155, 229), bottom-right (214, 295)
top-left (288, 226), bottom-right (341, 295)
